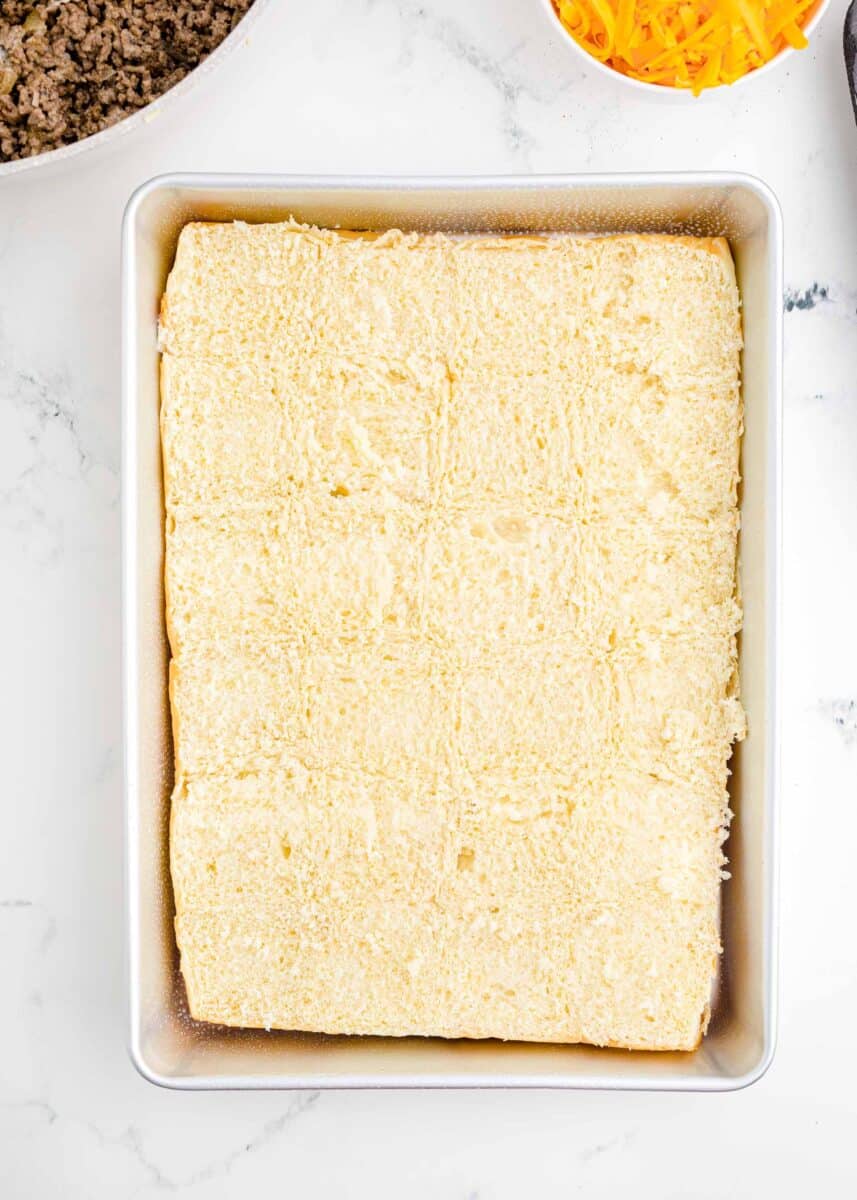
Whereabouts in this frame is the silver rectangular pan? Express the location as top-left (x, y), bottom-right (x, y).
top-left (122, 173), bottom-right (781, 1090)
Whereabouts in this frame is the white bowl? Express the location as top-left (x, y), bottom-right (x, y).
top-left (538, 0), bottom-right (831, 98)
top-left (0, 0), bottom-right (273, 178)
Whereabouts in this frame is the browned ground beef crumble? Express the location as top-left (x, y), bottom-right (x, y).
top-left (0, 1), bottom-right (254, 162)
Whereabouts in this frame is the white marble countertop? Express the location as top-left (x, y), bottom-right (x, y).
top-left (2, 0), bottom-right (857, 1193)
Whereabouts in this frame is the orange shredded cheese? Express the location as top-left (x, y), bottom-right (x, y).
top-left (553, 0), bottom-right (817, 93)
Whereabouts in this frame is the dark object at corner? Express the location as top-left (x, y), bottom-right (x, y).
top-left (846, 1), bottom-right (857, 123)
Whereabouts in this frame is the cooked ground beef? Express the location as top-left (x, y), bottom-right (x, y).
top-left (0, 1), bottom-right (254, 162)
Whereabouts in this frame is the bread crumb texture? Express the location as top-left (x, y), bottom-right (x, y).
top-left (162, 222), bottom-right (745, 1051)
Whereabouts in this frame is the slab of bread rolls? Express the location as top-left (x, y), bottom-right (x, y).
top-left (160, 223), bottom-right (744, 1051)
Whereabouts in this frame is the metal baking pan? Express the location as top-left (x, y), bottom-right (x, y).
top-left (122, 173), bottom-right (781, 1090)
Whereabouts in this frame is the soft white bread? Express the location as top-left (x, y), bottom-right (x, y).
top-left (161, 222), bottom-right (744, 1051)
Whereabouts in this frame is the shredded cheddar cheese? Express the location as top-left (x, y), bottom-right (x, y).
top-left (553, 0), bottom-right (817, 93)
